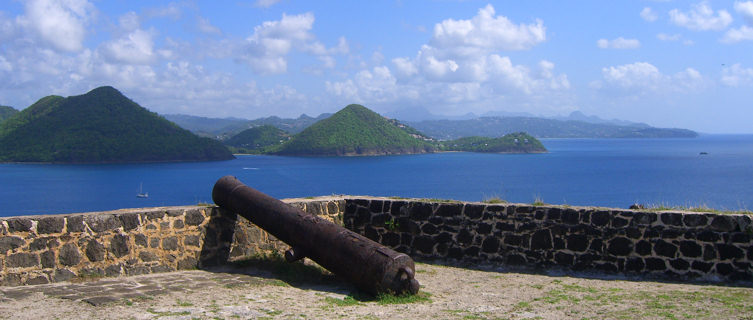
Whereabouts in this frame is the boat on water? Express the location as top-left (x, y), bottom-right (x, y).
top-left (137, 183), bottom-right (148, 198)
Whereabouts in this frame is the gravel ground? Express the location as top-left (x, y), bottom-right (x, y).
top-left (1, 259), bottom-right (752, 320)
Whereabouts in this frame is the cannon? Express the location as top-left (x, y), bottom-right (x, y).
top-left (212, 175), bottom-right (420, 295)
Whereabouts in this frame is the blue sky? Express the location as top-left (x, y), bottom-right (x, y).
top-left (0, 1), bottom-right (751, 133)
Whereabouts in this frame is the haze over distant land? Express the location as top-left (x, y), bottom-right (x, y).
top-left (0, 1), bottom-right (751, 133)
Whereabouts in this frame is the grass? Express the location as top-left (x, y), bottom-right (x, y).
top-left (146, 308), bottom-right (191, 317)
top-left (513, 279), bottom-right (753, 319)
top-left (641, 203), bottom-right (752, 215)
top-left (483, 196), bottom-right (508, 204)
top-left (323, 295), bottom-right (362, 307)
top-left (375, 291), bottom-right (432, 305)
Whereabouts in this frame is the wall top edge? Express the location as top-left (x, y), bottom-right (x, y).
top-left (1, 196), bottom-right (750, 220)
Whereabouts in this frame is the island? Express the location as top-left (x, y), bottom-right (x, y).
top-left (0, 86), bottom-right (234, 163)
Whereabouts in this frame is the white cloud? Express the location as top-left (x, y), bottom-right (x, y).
top-left (735, 1), bottom-right (753, 25)
top-left (242, 12), bottom-right (315, 74)
top-left (656, 33), bottom-right (695, 45)
top-left (669, 2), bottom-right (733, 31)
top-left (101, 29), bottom-right (157, 64)
top-left (721, 63), bottom-right (753, 86)
top-left (596, 62), bottom-right (705, 93)
top-left (197, 16), bottom-right (221, 35)
top-left (430, 4), bottom-right (546, 53)
top-left (722, 25), bottom-right (753, 42)
top-left (16, 0), bottom-right (94, 52)
top-left (254, 0), bottom-right (282, 8)
top-left (597, 37), bottom-right (641, 49)
top-left (641, 7), bottom-right (658, 22)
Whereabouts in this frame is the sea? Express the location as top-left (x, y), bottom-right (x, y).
top-left (1, 134), bottom-right (751, 217)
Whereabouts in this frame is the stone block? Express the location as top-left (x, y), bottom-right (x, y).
top-left (653, 240), bottom-right (678, 258)
top-left (420, 223), bottom-right (438, 235)
top-left (0, 236), bottom-right (25, 254)
top-left (463, 204), bottom-right (485, 219)
top-left (561, 209), bottom-right (580, 225)
top-left (40, 250), bottom-right (55, 268)
top-left (635, 240), bottom-right (651, 256)
top-left (434, 232), bottom-right (452, 244)
top-left (382, 232), bottom-right (400, 247)
top-left (697, 230), bottom-right (720, 242)
top-left (149, 237), bottom-right (160, 248)
top-left (660, 212), bottom-right (683, 226)
top-left (85, 239), bottom-right (105, 262)
top-left (481, 237), bottom-right (499, 253)
top-left (162, 237), bottom-right (179, 251)
top-left (730, 232), bottom-right (751, 243)
top-left (134, 234), bottom-right (148, 247)
top-left (691, 260), bottom-right (713, 273)
top-left (633, 212), bottom-right (657, 226)
top-left (710, 216), bottom-right (737, 232)
top-left (590, 211), bottom-right (610, 227)
top-left (683, 214), bottom-right (708, 227)
top-left (109, 234), bottom-right (130, 258)
top-left (7, 252), bottom-right (39, 268)
top-left (607, 237), bottom-right (633, 256)
top-left (645, 257), bottom-right (666, 271)
top-left (515, 206), bottom-right (533, 214)
top-left (531, 229), bottom-right (552, 250)
top-left (716, 244), bottom-right (744, 260)
top-left (105, 264), bottom-right (122, 276)
top-left (177, 257), bottom-right (198, 270)
top-left (54, 268), bottom-right (76, 282)
top-left (185, 210), bottom-right (205, 226)
top-left (670, 258), bottom-right (690, 271)
top-left (26, 275), bottom-right (49, 285)
top-left (37, 217), bottom-right (65, 234)
top-left (7, 218), bottom-right (32, 232)
top-left (476, 222), bottom-right (492, 235)
top-left (413, 236), bottom-right (435, 254)
top-left (612, 217), bottom-right (629, 228)
top-left (139, 251), bottom-right (159, 262)
top-left (625, 257), bottom-right (645, 272)
top-left (369, 200), bottom-right (384, 213)
top-left (85, 214), bottom-right (122, 233)
top-left (456, 229), bottom-right (473, 246)
top-left (679, 241), bottom-right (702, 258)
top-left (565, 234), bottom-right (588, 252)
top-left (58, 243), bottom-right (82, 266)
top-left (66, 215), bottom-right (86, 232)
top-left (185, 235), bottom-right (200, 247)
top-left (554, 252), bottom-right (574, 265)
top-left (703, 244), bottom-right (717, 261)
top-left (715, 263), bottom-right (734, 275)
top-left (119, 213), bottom-right (141, 231)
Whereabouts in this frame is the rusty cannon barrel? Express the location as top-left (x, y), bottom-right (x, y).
top-left (212, 175), bottom-right (420, 295)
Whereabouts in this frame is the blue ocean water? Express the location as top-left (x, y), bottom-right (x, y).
top-left (1, 135), bottom-right (751, 217)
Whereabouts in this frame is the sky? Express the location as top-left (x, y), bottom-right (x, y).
top-left (0, 1), bottom-right (752, 133)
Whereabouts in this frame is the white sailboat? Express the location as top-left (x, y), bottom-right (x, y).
top-left (136, 183), bottom-right (149, 198)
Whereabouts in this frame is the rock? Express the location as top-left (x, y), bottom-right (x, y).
top-left (109, 234), bottom-right (130, 258)
top-left (85, 239), bottom-right (106, 262)
top-left (0, 236), bottom-right (25, 254)
top-left (58, 243), bottom-right (82, 266)
top-left (6, 253), bottom-right (39, 268)
top-left (37, 217), bottom-right (65, 234)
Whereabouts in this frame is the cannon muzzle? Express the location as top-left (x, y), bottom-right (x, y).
top-left (212, 175), bottom-right (420, 295)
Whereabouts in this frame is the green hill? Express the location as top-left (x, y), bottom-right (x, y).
top-left (442, 133), bottom-right (546, 153)
top-left (224, 125), bottom-right (290, 154)
top-left (0, 106), bottom-right (18, 124)
top-left (272, 104), bottom-right (435, 156)
top-left (0, 86), bottom-right (234, 163)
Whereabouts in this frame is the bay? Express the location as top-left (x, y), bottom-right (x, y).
top-left (1, 134), bottom-right (751, 217)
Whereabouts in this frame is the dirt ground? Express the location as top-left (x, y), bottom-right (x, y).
top-left (1, 259), bottom-right (752, 320)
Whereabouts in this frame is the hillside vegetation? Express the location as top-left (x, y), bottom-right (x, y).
top-left (272, 104), bottom-right (436, 156)
top-left (224, 125), bottom-right (290, 154)
top-left (442, 133), bottom-right (546, 153)
top-left (0, 106), bottom-right (18, 124)
top-left (0, 86), bottom-right (234, 163)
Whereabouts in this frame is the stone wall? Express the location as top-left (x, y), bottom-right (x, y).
top-left (0, 199), bottom-right (344, 286)
top-left (3, 196), bottom-right (751, 287)
top-left (344, 198), bottom-right (753, 282)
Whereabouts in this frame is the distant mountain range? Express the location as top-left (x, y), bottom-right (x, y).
top-left (407, 117), bottom-right (697, 140)
top-left (163, 113), bottom-right (330, 139)
top-left (0, 87), bottom-right (233, 163)
top-left (168, 109), bottom-right (696, 140)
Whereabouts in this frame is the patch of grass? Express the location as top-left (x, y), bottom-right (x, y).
top-left (415, 268), bottom-right (437, 275)
top-left (384, 217), bottom-right (400, 231)
top-left (641, 203), bottom-right (752, 215)
top-left (532, 196), bottom-right (545, 206)
top-left (261, 308), bottom-right (282, 316)
top-left (375, 291), bottom-right (432, 305)
top-left (146, 308), bottom-right (191, 317)
top-left (324, 295), bottom-right (362, 307)
top-left (175, 300), bottom-right (193, 307)
top-left (483, 196), bottom-right (508, 204)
